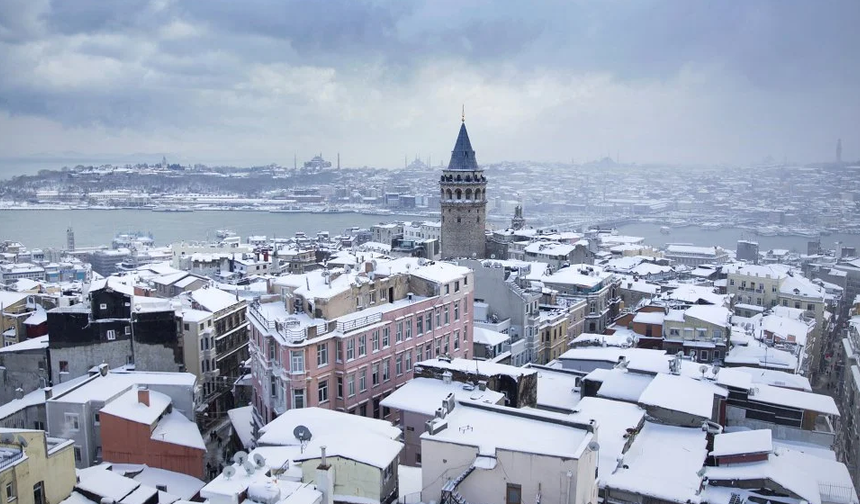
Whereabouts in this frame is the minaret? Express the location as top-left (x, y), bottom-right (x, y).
top-left (511, 205), bottom-right (525, 230)
top-left (440, 109), bottom-right (487, 259)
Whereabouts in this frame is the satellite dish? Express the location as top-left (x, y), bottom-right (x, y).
top-left (712, 365), bottom-right (721, 376)
top-left (233, 451), bottom-right (249, 465)
top-left (293, 425), bottom-right (313, 442)
top-left (16, 436), bottom-right (27, 447)
top-left (587, 441), bottom-right (600, 452)
top-left (253, 453), bottom-right (266, 468)
top-left (699, 365), bottom-right (708, 377)
top-left (242, 460), bottom-right (256, 475)
top-left (222, 466), bottom-right (236, 480)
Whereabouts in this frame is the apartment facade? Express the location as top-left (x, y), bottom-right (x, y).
top-left (249, 258), bottom-right (474, 425)
top-left (0, 429), bottom-right (76, 504)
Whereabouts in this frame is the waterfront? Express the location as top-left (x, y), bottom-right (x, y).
top-left (1, 209), bottom-right (858, 251)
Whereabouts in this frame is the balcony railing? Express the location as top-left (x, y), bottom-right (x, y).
top-left (336, 312), bottom-right (383, 334)
top-left (248, 302), bottom-right (326, 343)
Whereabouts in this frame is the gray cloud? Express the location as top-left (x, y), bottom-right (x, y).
top-left (0, 0), bottom-right (857, 168)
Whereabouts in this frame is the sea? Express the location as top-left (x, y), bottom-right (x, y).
top-left (0, 209), bottom-right (858, 252)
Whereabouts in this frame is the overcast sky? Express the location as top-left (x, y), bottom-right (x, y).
top-left (0, 0), bottom-right (857, 168)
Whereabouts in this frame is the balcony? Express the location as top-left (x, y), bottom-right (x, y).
top-left (248, 302), bottom-right (326, 343)
top-left (336, 312), bottom-right (383, 334)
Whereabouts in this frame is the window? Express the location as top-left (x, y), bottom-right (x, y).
top-left (293, 388), bottom-right (305, 409)
top-left (417, 316), bottom-right (423, 335)
top-left (454, 330), bottom-right (460, 350)
top-left (454, 302), bottom-right (460, 321)
top-left (417, 345), bottom-right (423, 362)
top-left (348, 374), bottom-right (355, 397)
top-left (701, 350), bottom-right (710, 362)
top-left (372, 330), bottom-right (380, 352)
top-left (406, 351), bottom-right (412, 371)
top-left (359, 369), bottom-right (367, 392)
top-left (506, 484), bottom-right (522, 504)
top-left (94, 412), bottom-right (100, 425)
top-left (807, 303), bottom-right (815, 311)
top-left (336, 341), bottom-right (343, 362)
top-left (270, 375), bottom-right (277, 397)
top-left (445, 284), bottom-right (450, 295)
top-left (372, 364), bottom-right (380, 386)
top-left (106, 330), bottom-right (116, 341)
top-left (405, 318), bottom-right (412, 339)
top-left (435, 338), bottom-right (441, 356)
top-left (318, 379), bottom-right (329, 403)
top-left (383, 327), bottom-right (390, 348)
top-left (346, 339), bottom-right (355, 361)
top-left (426, 313), bottom-right (432, 332)
top-left (425, 343), bottom-right (432, 359)
top-left (5, 483), bottom-right (14, 502)
top-left (464, 299), bottom-right (468, 313)
top-left (73, 446), bottom-right (82, 463)
top-left (444, 306), bottom-right (450, 325)
top-left (337, 376), bottom-right (343, 399)
top-left (383, 359), bottom-right (390, 381)
top-left (729, 279), bottom-right (735, 286)
top-left (772, 285), bottom-right (777, 293)
top-left (396, 355), bottom-right (403, 376)
top-left (317, 343), bottom-right (328, 367)
top-left (124, 326), bottom-right (131, 335)
top-left (713, 329), bottom-right (723, 340)
top-left (436, 309), bottom-right (441, 328)
top-left (291, 351), bottom-right (304, 373)
top-left (359, 335), bottom-right (367, 356)
top-left (65, 413), bottom-right (80, 431)
top-left (396, 322), bottom-right (403, 342)
top-left (59, 361), bottom-right (69, 373)
top-left (370, 291), bottom-right (376, 304)
top-left (444, 335), bottom-right (450, 354)
top-left (99, 303), bottom-right (107, 310)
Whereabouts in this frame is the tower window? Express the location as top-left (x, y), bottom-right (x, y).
top-left (457, 217), bottom-right (461, 223)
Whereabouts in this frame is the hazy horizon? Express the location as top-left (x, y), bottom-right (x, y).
top-left (1, 1), bottom-right (858, 170)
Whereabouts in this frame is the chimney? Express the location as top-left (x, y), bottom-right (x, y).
top-left (263, 250), bottom-right (269, 262)
top-left (99, 363), bottom-right (109, 377)
top-left (442, 371), bottom-right (453, 385)
top-left (316, 445), bottom-right (334, 504)
top-left (138, 386), bottom-right (150, 407)
top-left (14, 388), bottom-right (23, 400)
top-left (44, 387), bottom-right (53, 400)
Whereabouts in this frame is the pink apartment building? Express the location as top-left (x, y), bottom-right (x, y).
top-left (249, 257), bottom-right (474, 424)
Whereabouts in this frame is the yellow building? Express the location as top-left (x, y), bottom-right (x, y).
top-left (0, 429), bottom-right (76, 504)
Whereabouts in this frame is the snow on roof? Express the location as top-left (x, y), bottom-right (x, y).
top-left (571, 331), bottom-right (636, 348)
top-left (151, 410), bottom-right (206, 450)
top-left (532, 368), bottom-right (582, 411)
top-left (89, 276), bottom-right (135, 297)
top-left (664, 284), bottom-right (727, 306)
top-left (638, 373), bottom-right (727, 419)
top-left (421, 403), bottom-right (592, 459)
top-left (631, 263), bottom-right (673, 276)
top-left (596, 370), bottom-right (654, 403)
top-left (569, 397), bottom-right (645, 478)
top-left (604, 422), bottom-right (707, 503)
top-left (23, 306), bottom-right (47, 326)
top-left (780, 275), bottom-right (826, 300)
top-left (472, 327), bottom-right (510, 347)
top-left (711, 429), bottom-right (773, 457)
top-left (100, 387), bottom-right (171, 425)
top-left (293, 432), bottom-right (402, 469)
top-left (0, 291), bottom-right (29, 306)
top-left (751, 383), bottom-right (840, 416)
top-left (541, 264), bottom-right (612, 288)
top-left (705, 447), bottom-right (858, 504)
top-left (666, 244), bottom-right (721, 256)
top-left (120, 484), bottom-right (158, 504)
top-left (0, 374), bottom-right (90, 421)
top-left (524, 241), bottom-right (576, 256)
top-left (380, 378), bottom-right (505, 416)
top-left (684, 305), bottom-right (731, 327)
top-left (724, 341), bottom-right (798, 371)
top-left (0, 334), bottom-right (48, 353)
top-left (416, 357), bottom-right (536, 379)
top-left (52, 370), bottom-right (197, 404)
top-left (227, 406), bottom-right (255, 450)
top-left (60, 492), bottom-right (97, 504)
top-left (600, 235), bottom-right (645, 245)
top-left (77, 467), bottom-right (141, 501)
top-left (760, 314), bottom-right (812, 346)
top-left (180, 309), bottom-right (211, 323)
top-left (111, 466), bottom-right (204, 501)
top-left (190, 287), bottom-right (240, 313)
top-left (730, 366), bottom-right (811, 391)
top-left (258, 407), bottom-right (399, 446)
top-left (633, 311), bottom-right (664, 325)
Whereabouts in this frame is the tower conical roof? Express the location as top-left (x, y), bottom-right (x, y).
top-left (447, 122), bottom-right (480, 171)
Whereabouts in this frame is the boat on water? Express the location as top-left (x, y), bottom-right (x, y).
top-left (660, 226), bottom-right (671, 234)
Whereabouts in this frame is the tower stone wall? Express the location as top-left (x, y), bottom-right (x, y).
top-left (440, 121), bottom-right (487, 259)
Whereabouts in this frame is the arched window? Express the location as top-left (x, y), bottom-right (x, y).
top-left (455, 189), bottom-right (462, 200)
top-left (474, 189), bottom-right (482, 200)
top-left (440, 189), bottom-right (445, 199)
top-left (465, 174), bottom-right (472, 182)
top-left (465, 188), bottom-right (473, 200)
top-left (446, 189), bottom-right (453, 200)
top-left (455, 174), bottom-right (462, 182)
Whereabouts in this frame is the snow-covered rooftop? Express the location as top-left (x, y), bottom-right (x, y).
top-left (151, 410), bottom-right (206, 450)
top-left (190, 287), bottom-right (241, 313)
top-left (569, 397), bottom-right (645, 479)
top-left (257, 407), bottom-right (399, 446)
top-left (710, 429), bottom-right (772, 457)
top-left (472, 327), bottom-right (510, 347)
top-left (416, 357), bottom-right (536, 379)
top-left (0, 334), bottom-right (48, 353)
top-left (684, 305), bottom-right (731, 327)
top-left (99, 387), bottom-right (171, 425)
top-left (638, 373), bottom-right (727, 419)
top-left (380, 378), bottom-right (505, 416)
top-left (532, 367), bottom-right (582, 411)
top-left (596, 369), bottom-right (654, 403)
